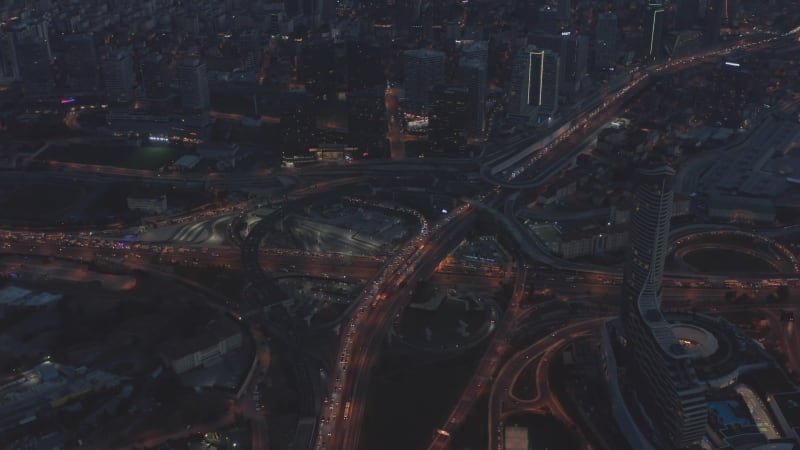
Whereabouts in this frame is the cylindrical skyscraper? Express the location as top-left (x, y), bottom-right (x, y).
top-left (620, 166), bottom-right (708, 449)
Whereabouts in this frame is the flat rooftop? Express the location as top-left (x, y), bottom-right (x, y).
top-left (771, 391), bottom-right (800, 429)
top-left (504, 425), bottom-right (529, 450)
top-left (0, 286), bottom-right (62, 307)
top-left (671, 323), bottom-right (719, 358)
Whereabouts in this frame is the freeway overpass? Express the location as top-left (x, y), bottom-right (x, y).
top-left (473, 199), bottom-right (800, 282)
top-left (486, 121), bottom-right (573, 176)
top-left (18, 156), bottom-right (480, 189)
top-left (480, 124), bottom-right (607, 190)
top-left (317, 205), bottom-right (475, 450)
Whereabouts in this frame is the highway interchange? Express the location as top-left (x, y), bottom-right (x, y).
top-left (2, 26), bottom-right (800, 450)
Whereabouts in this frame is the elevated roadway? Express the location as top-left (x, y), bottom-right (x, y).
top-left (487, 318), bottom-right (609, 450)
top-left (427, 262), bottom-right (529, 450)
top-left (17, 157), bottom-right (479, 188)
top-left (316, 204), bottom-right (475, 450)
top-left (482, 33), bottom-right (787, 189)
top-left (475, 199), bottom-right (800, 287)
top-left (0, 238), bottom-right (381, 282)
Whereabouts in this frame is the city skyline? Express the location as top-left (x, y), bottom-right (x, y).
top-left (0, 1), bottom-right (800, 450)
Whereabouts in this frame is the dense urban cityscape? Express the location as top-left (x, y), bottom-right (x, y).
top-left (1, 0), bottom-right (800, 449)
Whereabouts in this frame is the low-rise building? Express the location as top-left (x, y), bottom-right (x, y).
top-left (558, 231), bottom-right (594, 259)
top-left (0, 362), bottom-right (124, 435)
top-left (504, 425), bottom-right (529, 450)
top-left (127, 195), bottom-right (168, 215)
top-left (610, 195), bottom-right (691, 224)
top-left (708, 195), bottom-right (775, 224)
top-left (105, 110), bottom-right (212, 144)
top-left (558, 225), bottom-right (629, 259)
top-left (291, 417), bottom-right (318, 450)
top-left (609, 200), bottom-right (632, 224)
top-left (673, 193), bottom-right (691, 217)
top-left (197, 142), bottom-right (247, 170)
top-left (536, 178), bottom-right (577, 206)
top-left (159, 319), bottom-right (243, 374)
top-left (0, 285), bottom-right (62, 309)
top-left (767, 391), bottom-right (800, 443)
top-left (173, 154), bottom-right (202, 171)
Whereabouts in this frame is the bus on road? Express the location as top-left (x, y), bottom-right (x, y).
top-left (344, 402), bottom-right (352, 420)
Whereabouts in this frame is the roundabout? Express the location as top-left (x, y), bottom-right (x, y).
top-left (669, 230), bottom-right (800, 275)
top-left (675, 244), bottom-right (783, 273)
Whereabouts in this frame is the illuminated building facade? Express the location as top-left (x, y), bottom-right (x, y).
top-left (511, 46), bottom-right (559, 122)
top-left (529, 32), bottom-right (588, 97)
top-left (528, 49), bottom-right (559, 115)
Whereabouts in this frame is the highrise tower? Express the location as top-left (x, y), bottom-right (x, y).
top-left (705, 0), bottom-right (725, 43)
top-left (6, 18), bottom-right (53, 98)
top-left (61, 34), bottom-right (98, 93)
top-left (620, 166), bottom-right (708, 448)
top-left (595, 12), bottom-right (618, 69)
top-left (176, 57), bottom-right (210, 112)
top-left (642, 3), bottom-right (666, 60)
top-left (403, 48), bottom-right (445, 109)
top-left (102, 50), bottom-right (134, 104)
top-left (528, 32), bottom-right (587, 97)
top-left (510, 46), bottom-right (559, 121)
top-left (457, 41), bottom-right (489, 135)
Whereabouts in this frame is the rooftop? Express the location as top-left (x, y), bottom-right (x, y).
top-left (174, 154), bottom-right (202, 169)
top-left (671, 324), bottom-right (720, 359)
top-left (504, 425), bottom-right (529, 450)
top-left (709, 195), bottom-right (775, 215)
top-left (665, 312), bottom-right (772, 387)
top-left (0, 286), bottom-right (62, 308)
top-left (404, 48), bottom-right (445, 58)
top-left (160, 319), bottom-right (242, 360)
top-left (770, 391), bottom-right (800, 429)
